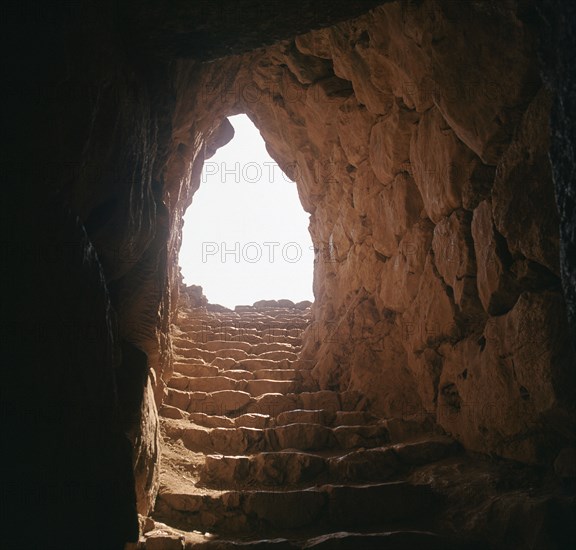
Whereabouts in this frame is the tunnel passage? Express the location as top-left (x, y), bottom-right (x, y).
top-left (147, 2), bottom-right (576, 546)
top-left (3, 0), bottom-right (575, 549)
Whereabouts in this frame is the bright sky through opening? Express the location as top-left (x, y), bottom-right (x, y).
top-left (179, 114), bottom-right (314, 309)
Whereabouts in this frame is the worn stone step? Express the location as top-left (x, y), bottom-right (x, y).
top-left (172, 336), bottom-right (195, 348)
top-left (180, 426), bottom-right (267, 454)
top-left (245, 379), bottom-right (297, 396)
top-left (173, 362), bottom-right (219, 378)
top-left (159, 405), bottom-right (187, 420)
top-left (228, 333), bottom-right (264, 344)
top-left (187, 411), bottom-right (271, 430)
top-left (201, 340), bottom-right (253, 353)
top-left (167, 419), bottom-right (388, 455)
top-left (166, 388), bottom-right (253, 415)
top-left (169, 375), bottom-right (239, 393)
top-left (201, 451), bottom-right (326, 487)
top-left (276, 409), bottom-right (334, 427)
top-left (156, 465), bottom-right (434, 535)
top-left (250, 342), bottom-right (298, 354)
top-left (212, 348), bottom-right (251, 361)
top-left (223, 369), bottom-right (255, 380)
top-left (234, 413), bottom-right (271, 429)
top-left (270, 423), bottom-right (337, 451)
top-left (236, 358), bottom-right (291, 371)
top-left (327, 447), bottom-right (400, 482)
top-left (253, 368), bottom-right (298, 381)
top-left (210, 357), bottom-right (236, 369)
top-left (245, 393), bottom-right (298, 416)
top-left (264, 335), bottom-right (302, 345)
top-left (188, 412), bottom-right (235, 429)
top-left (254, 350), bottom-right (299, 361)
top-left (175, 347), bottom-right (216, 363)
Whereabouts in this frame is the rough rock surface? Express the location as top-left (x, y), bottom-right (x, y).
top-left (167, 1), bottom-right (575, 466)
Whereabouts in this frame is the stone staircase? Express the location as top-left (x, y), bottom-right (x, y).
top-left (141, 301), bottom-right (477, 549)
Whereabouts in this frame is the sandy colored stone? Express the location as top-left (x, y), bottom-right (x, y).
top-left (245, 379), bottom-right (296, 396)
top-left (276, 409), bottom-right (332, 427)
top-left (369, 101), bottom-right (418, 185)
top-left (202, 340), bottom-right (253, 352)
top-left (174, 362), bottom-right (219, 378)
top-left (188, 412), bottom-right (235, 429)
top-left (186, 376), bottom-right (239, 393)
top-left (272, 423), bottom-right (337, 451)
top-left (471, 200), bottom-right (519, 315)
top-left (491, 88), bottom-right (560, 274)
top-left (246, 393), bottom-right (298, 416)
top-left (432, 209), bottom-right (483, 314)
top-left (234, 413), bottom-right (271, 429)
top-left (251, 452), bottom-right (326, 485)
top-left (437, 291), bottom-right (575, 463)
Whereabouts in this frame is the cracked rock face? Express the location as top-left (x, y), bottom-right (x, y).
top-left (165, 1), bottom-right (574, 464)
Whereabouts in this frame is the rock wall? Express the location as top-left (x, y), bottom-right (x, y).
top-left (173, 0), bottom-right (575, 465)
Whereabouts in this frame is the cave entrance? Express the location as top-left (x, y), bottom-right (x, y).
top-left (179, 114), bottom-right (314, 309)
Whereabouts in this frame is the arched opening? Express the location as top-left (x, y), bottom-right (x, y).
top-left (179, 114), bottom-right (314, 309)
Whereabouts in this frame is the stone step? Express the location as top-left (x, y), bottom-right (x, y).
top-left (154, 480), bottom-right (434, 534)
top-left (201, 340), bottom-right (253, 353)
top-left (253, 369), bottom-right (298, 381)
top-left (256, 350), bottom-right (299, 361)
top-left (175, 347), bottom-right (216, 363)
top-left (245, 379), bottom-right (297, 396)
top-left (201, 451), bottom-right (326, 487)
top-left (245, 393), bottom-right (299, 416)
top-left (166, 419), bottom-right (388, 455)
top-left (168, 375), bottom-right (299, 397)
top-left (172, 336), bottom-right (195, 348)
top-left (327, 437), bottom-right (459, 482)
top-left (168, 375), bottom-right (239, 393)
top-left (188, 412), bottom-right (235, 429)
top-left (234, 413), bottom-right (272, 429)
top-left (211, 348), bottom-right (251, 361)
top-left (173, 362), bottom-right (219, 378)
top-left (222, 369), bottom-right (255, 380)
top-left (235, 358), bottom-right (291, 371)
top-left (210, 357), bottom-right (237, 369)
top-left (276, 409), bottom-right (335, 426)
top-left (250, 342), bottom-right (298, 354)
top-left (227, 334), bottom-right (264, 344)
top-left (165, 388), bottom-right (253, 415)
